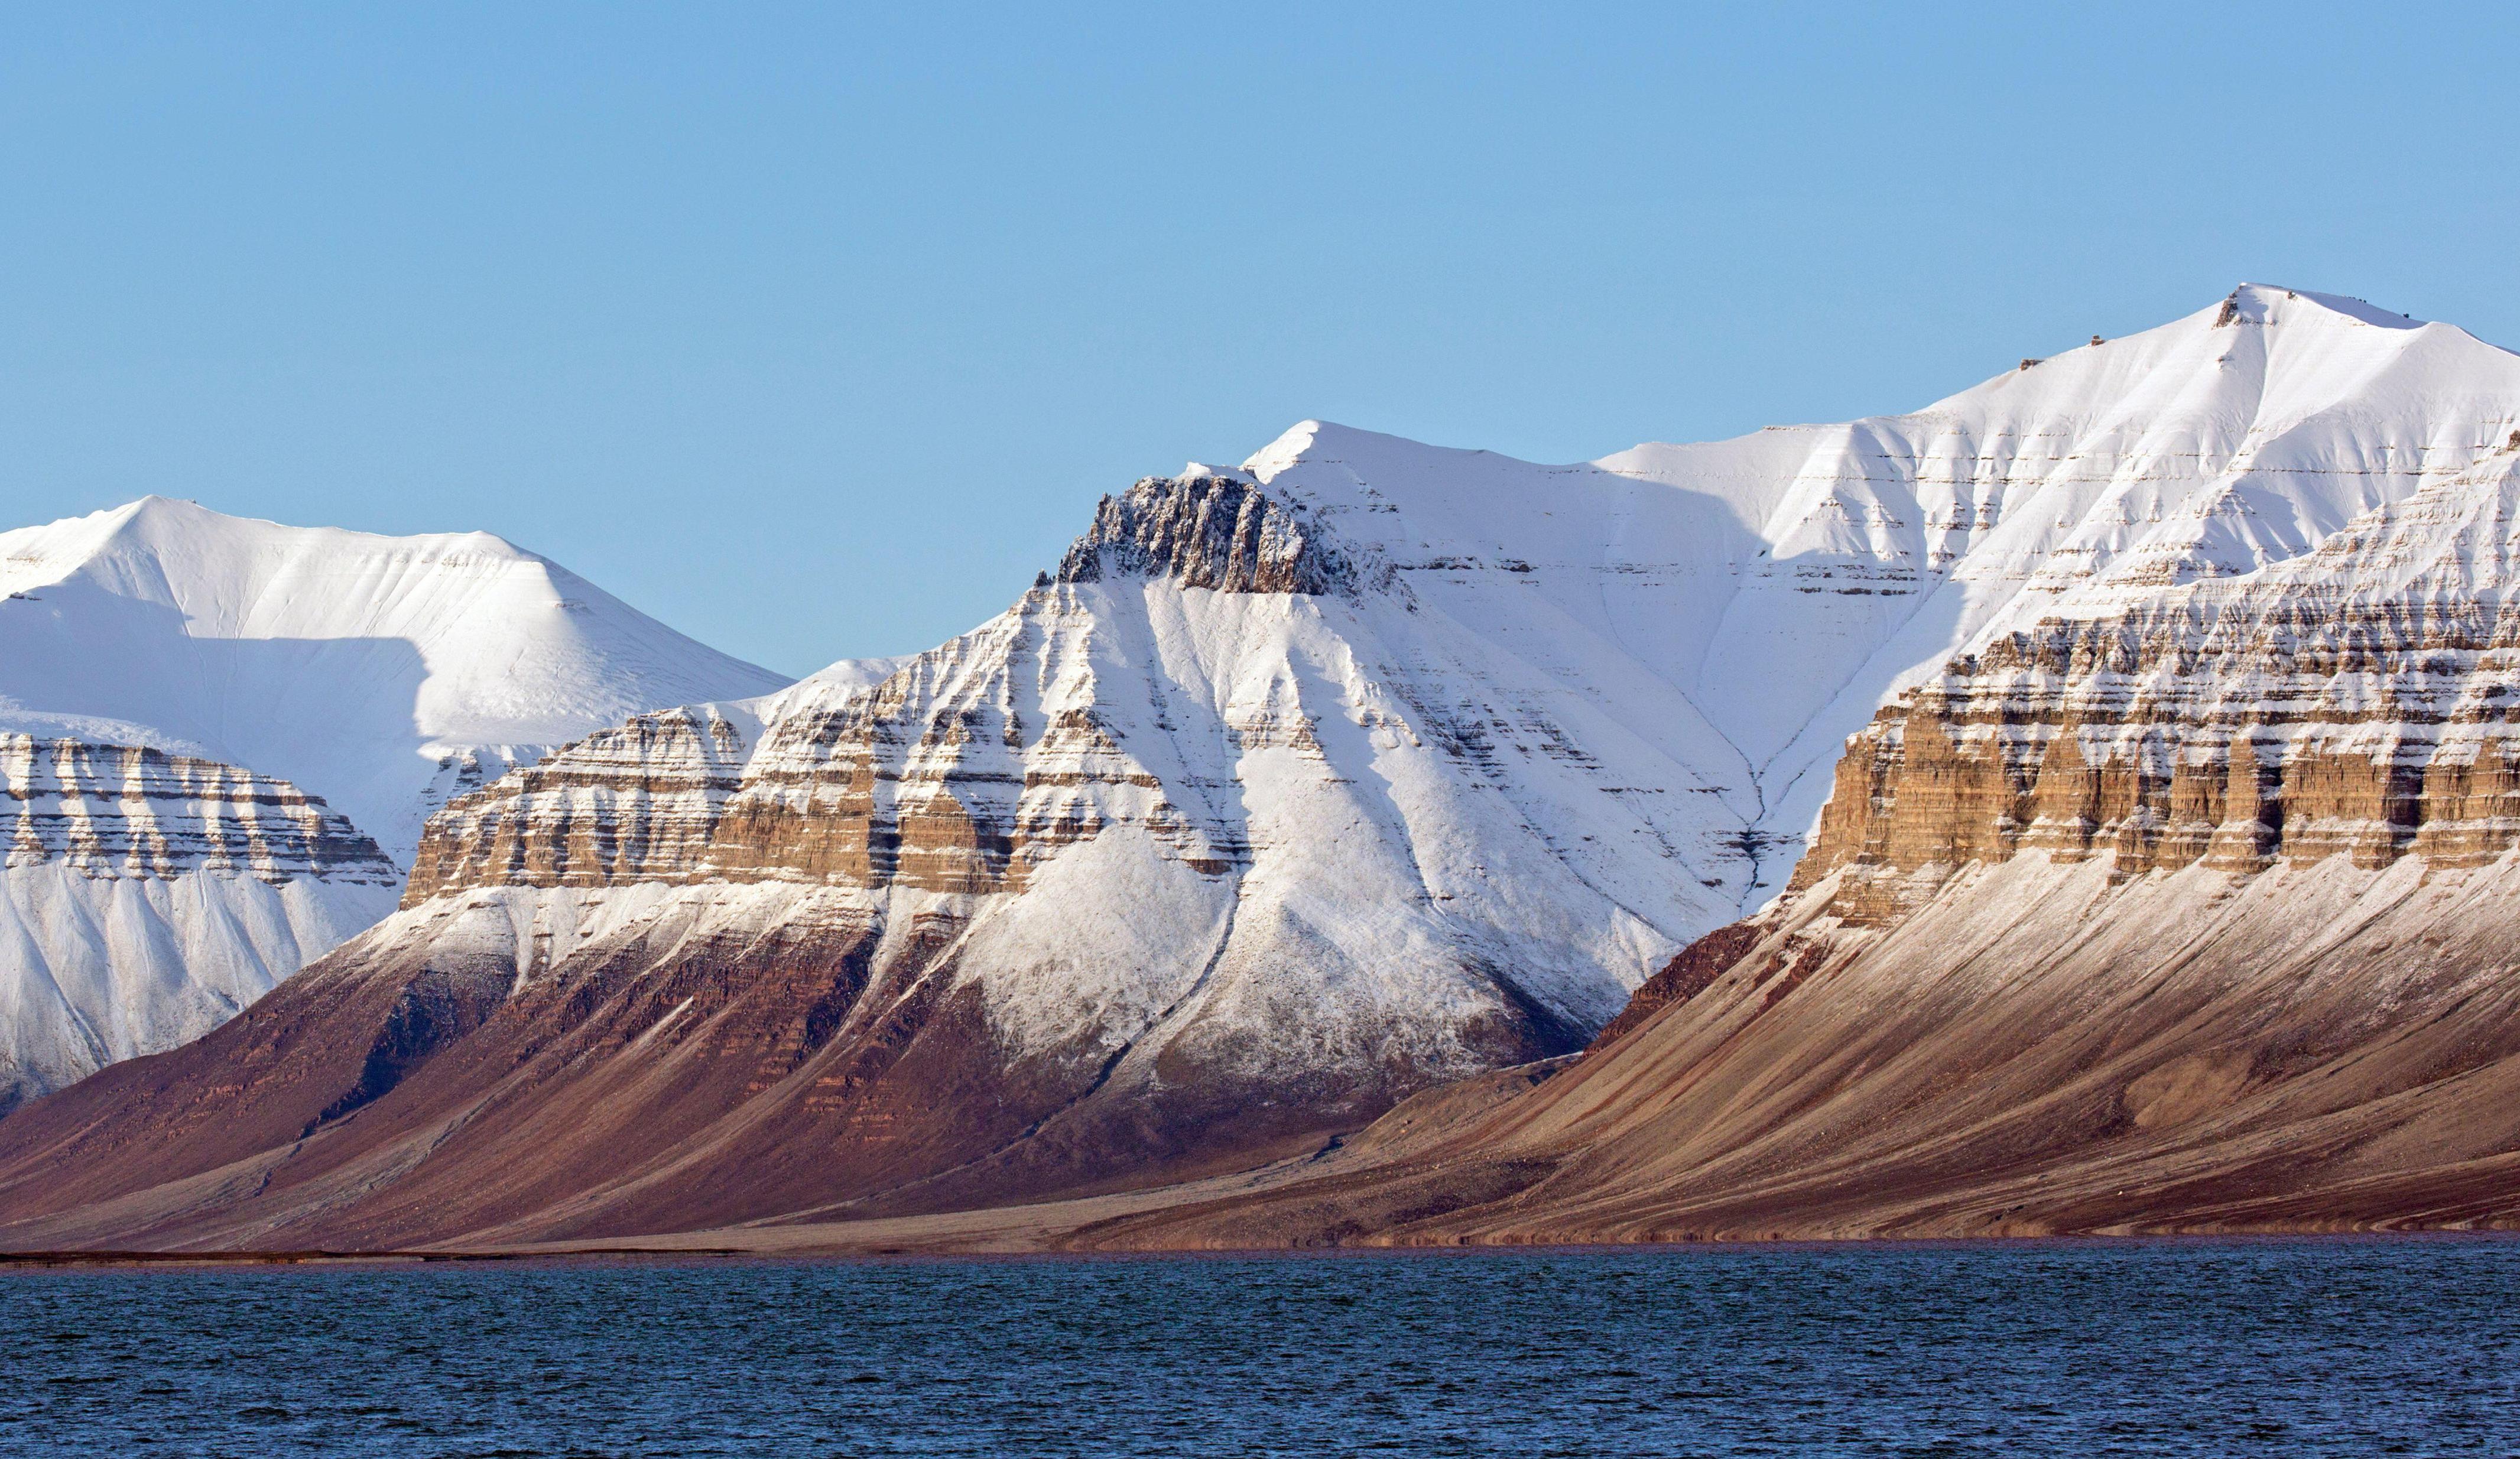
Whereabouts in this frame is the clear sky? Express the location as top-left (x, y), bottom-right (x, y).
top-left (6, 5), bottom-right (2518, 677)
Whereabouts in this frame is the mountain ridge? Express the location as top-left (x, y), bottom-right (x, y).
top-left (7, 283), bottom-right (2520, 1247)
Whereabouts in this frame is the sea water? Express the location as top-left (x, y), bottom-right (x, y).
top-left (5, 1237), bottom-right (2516, 1455)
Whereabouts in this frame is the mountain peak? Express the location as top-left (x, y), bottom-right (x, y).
top-left (0, 494), bottom-right (790, 863)
top-left (101, 495), bottom-right (535, 562)
top-left (2217, 282), bottom-right (2424, 330)
top-left (1, 498), bottom-right (551, 603)
top-left (1243, 420), bottom-right (1332, 480)
top-left (1241, 419), bottom-right (1468, 482)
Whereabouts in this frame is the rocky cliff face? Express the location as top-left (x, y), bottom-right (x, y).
top-left (5, 735), bottom-right (397, 883)
top-left (1056, 471), bottom-right (1358, 595)
top-left (402, 599), bottom-right (1235, 908)
top-left (1798, 447), bottom-right (2520, 923)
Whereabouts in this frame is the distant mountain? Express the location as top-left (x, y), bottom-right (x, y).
top-left (0, 498), bottom-right (788, 1104)
top-left (8, 284), bottom-right (2520, 1252)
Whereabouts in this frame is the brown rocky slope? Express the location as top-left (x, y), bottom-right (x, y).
top-left (1070, 853), bottom-right (2520, 1248)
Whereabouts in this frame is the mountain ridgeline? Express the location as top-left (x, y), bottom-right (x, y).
top-left (7, 284), bottom-right (2520, 1250)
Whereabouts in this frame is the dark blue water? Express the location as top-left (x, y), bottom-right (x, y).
top-left (5, 1238), bottom-right (2516, 1456)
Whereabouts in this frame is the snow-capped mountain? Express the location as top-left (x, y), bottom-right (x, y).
top-left (1092, 441), bottom-right (2520, 1249)
top-left (0, 497), bottom-right (788, 1103)
top-left (5, 283), bottom-right (2518, 1251)
top-left (1069, 295), bottom-right (2520, 1249)
top-left (1593, 282), bottom-right (2520, 863)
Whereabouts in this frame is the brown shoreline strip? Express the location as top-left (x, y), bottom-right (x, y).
top-left (0, 1247), bottom-right (749, 1268)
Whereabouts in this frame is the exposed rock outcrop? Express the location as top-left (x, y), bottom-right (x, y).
top-left (1799, 451), bottom-right (2520, 924)
top-left (1055, 471), bottom-right (1356, 595)
top-left (4, 735), bottom-right (397, 885)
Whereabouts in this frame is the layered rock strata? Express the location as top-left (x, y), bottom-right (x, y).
top-left (4, 735), bottom-right (397, 884)
top-left (1799, 449), bottom-right (2520, 922)
top-left (0, 734), bottom-right (402, 1107)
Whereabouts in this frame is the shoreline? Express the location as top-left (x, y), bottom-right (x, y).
top-left (8, 1225), bottom-right (2516, 1272)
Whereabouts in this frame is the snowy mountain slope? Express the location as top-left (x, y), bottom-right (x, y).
top-left (7, 283), bottom-right (2518, 1246)
top-left (0, 497), bottom-right (792, 859)
top-left (0, 498), bottom-right (789, 1103)
top-left (1417, 283), bottom-right (2518, 875)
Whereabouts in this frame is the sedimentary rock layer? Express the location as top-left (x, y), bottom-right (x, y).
top-left (3, 735), bottom-right (397, 884)
top-left (1799, 449), bottom-right (2520, 924)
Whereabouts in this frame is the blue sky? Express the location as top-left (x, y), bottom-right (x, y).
top-left (5, 4), bottom-right (2517, 675)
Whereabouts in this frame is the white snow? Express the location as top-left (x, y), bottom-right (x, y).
top-left (0, 496), bottom-right (790, 860)
top-left (1251, 282), bottom-right (2520, 880)
top-left (0, 496), bottom-right (790, 1097)
top-left (0, 863), bottom-right (399, 1100)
